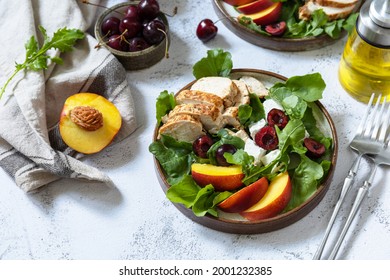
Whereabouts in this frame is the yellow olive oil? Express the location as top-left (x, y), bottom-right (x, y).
top-left (339, 28), bottom-right (390, 103)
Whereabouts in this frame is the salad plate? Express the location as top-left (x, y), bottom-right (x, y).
top-left (212, 0), bottom-right (361, 52)
top-left (151, 68), bottom-right (338, 234)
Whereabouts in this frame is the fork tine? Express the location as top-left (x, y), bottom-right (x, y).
top-left (379, 100), bottom-right (390, 143)
top-left (356, 93), bottom-right (375, 136)
top-left (371, 96), bottom-right (387, 140)
top-left (363, 94), bottom-right (382, 138)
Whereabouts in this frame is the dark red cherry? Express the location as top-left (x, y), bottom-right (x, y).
top-left (192, 135), bottom-right (214, 158)
top-left (119, 17), bottom-right (142, 39)
top-left (143, 19), bottom-right (166, 44)
top-left (215, 144), bottom-right (237, 166)
top-left (101, 16), bottom-right (120, 36)
top-left (128, 37), bottom-right (151, 52)
top-left (255, 126), bottom-right (278, 150)
top-left (196, 19), bottom-right (218, 43)
top-left (304, 138), bottom-right (326, 158)
top-left (267, 108), bottom-right (289, 129)
top-left (106, 35), bottom-right (128, 51)
top-left (138, 0), bottom-right (160, 20)
top-left (125, 5), bottom-right (140, 22)
top-left (265, 21), bottom-right (287, 37)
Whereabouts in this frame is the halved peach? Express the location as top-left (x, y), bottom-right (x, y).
top-left (240, 171), bottom-right (292, 221)
top-left (59, 93), bottom-right (122, 154)
top-left (191, 163), bottom-right (244, 191)
top-left (218, 177), bottom-right (269, 213)
top-left (238, 2), bottom-right (282, 26)
top-left (237, 0), bottom-right (274, 15)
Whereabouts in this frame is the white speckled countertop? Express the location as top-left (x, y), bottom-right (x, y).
top-left (0, 0), bottom-right (389, 260)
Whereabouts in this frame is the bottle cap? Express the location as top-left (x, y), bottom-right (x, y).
top-left (358, 0), bottom-right (390, 47)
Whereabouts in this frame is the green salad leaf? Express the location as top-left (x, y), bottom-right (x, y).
top-left (167, 175), bottom-right (231, 217)
top-left (149, 134), bottom-right (194, 185)
top-left (192, 49), bottom-right (233, 79)
top-left (269, 73), bottom-right (325, 119)
top-left (0, 26), bottom-right (85, 99)
top-left (155, 90), bottom-right (176, 125)
top-left (238, 93), bottom-right (265, 127)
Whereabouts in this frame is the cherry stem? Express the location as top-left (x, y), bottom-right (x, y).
top-left (157, 28), bottom-right (169, 59)
top-left (82, 0), bottom-right (125, 16)
top-left (95, 29), bottom-right (129, 50)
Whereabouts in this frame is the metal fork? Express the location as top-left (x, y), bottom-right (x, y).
top-left (313, 93), bottom-right (385, 260)
top-left (328, 100), bottom-right (390, 259)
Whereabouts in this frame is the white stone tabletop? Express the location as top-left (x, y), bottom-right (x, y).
top-left (0, 0), bottom-right (389, 260)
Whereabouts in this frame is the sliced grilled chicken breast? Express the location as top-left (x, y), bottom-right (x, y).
top-left (190, 77), bottom-right (238, 108)
top-left (222, 107), bottom-right (241, 129)
top-left (163, 103), bottom-right (224, 134)
top-left (315, 0), bottom-right (358, 8)
top-left (299, 0), bottom-right (356, 20)
top-left (158, 114), bottom-right (204, 142)
top-left (232, 79), bottom-right (250, 106)
top-left (175, 90), bottom-right (224, 112)
top-left (239, 76), bottom-right (269, 98)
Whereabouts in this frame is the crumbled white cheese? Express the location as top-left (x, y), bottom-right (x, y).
top-left (234, 129), bottom-right (249, 141)
top-left (248, 119), bottom-right (266, 139)
top-left (244, 139), bottom-right (266, 165)
top-left (261, 149), bottom-right (281, 166)
top-left (263, 99), bottom-right (284, 117)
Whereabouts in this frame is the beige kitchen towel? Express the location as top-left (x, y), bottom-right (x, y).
top-left (0, 0), bottom-right (137, 192)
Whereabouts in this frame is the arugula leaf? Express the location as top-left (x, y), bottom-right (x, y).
top-left (285, 154), bottom-right (324, 211)
top-left (155, 90), bottom-right (176, 125)
top-left (0, 26), bottom-right (84, 99)
top-left (166, 174), bottom-right (200, 208)
top-left (192, 49), bottom-right (233, 79)
top-left (269, 73), bottom-right (325, 119)
top-left (238, 93), bottom-right (265, 126)
top-left (225, 149), bottom-right (255, 178)
top-left (148, 134), bottom-right (194, 185)
top-left (238, 16), bottom-right (269, 36)
top-left (192, 185), bottom-right (227, 217)
top-left (167, 176), bottom-right (231, 217)
top-left (277, 119), bottom-right (306, 154)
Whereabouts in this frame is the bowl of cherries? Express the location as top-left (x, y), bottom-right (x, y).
top-left (94, 0), bottom-right (169, 70)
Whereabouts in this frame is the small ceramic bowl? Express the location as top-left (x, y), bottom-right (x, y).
top-left (94, 1), bottom-right (169, 70)
top-left (153, 69), bottom-right (338, 234)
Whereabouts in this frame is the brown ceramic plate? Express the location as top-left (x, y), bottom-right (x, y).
top-left (153, 69), bottom-right (338, 234)
top-left (212, 0), bottom-right (359, 52)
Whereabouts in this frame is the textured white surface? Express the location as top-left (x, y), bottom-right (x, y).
top-left (0, 0), bottom-right (389, 260)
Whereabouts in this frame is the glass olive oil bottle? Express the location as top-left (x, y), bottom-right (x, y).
top-left (339, 0), bottom-right (390, 103)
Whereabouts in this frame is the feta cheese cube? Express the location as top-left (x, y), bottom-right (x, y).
top-left (244, 139), bottom-right (266, 165)
top-left (263, 99), bottom-right (284, 117)
top-left (234, 129), bottom-right (249, 141)
top-left (261, 149), bottom-right (280, 166)
top-left (248, 119), bottom-right (266, 139)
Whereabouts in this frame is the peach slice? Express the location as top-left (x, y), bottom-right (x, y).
top-left (238, 2), bottom-right (282, 26)
top-left (240, 171), bottom-right (292, 221)
top-left (223, 0), bottom-right (256, 6)
top-left (218, 177), bottom-right (269, 213)
top-left (191, 163), bottom-right (244, 191)
top-left (59, 93), bottom-right (122, 154)
top-left (237, 0), bottom-right (275, 15)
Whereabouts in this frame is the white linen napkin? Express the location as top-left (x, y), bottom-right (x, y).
top-left (0, 0), bottom-right (137, 192)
